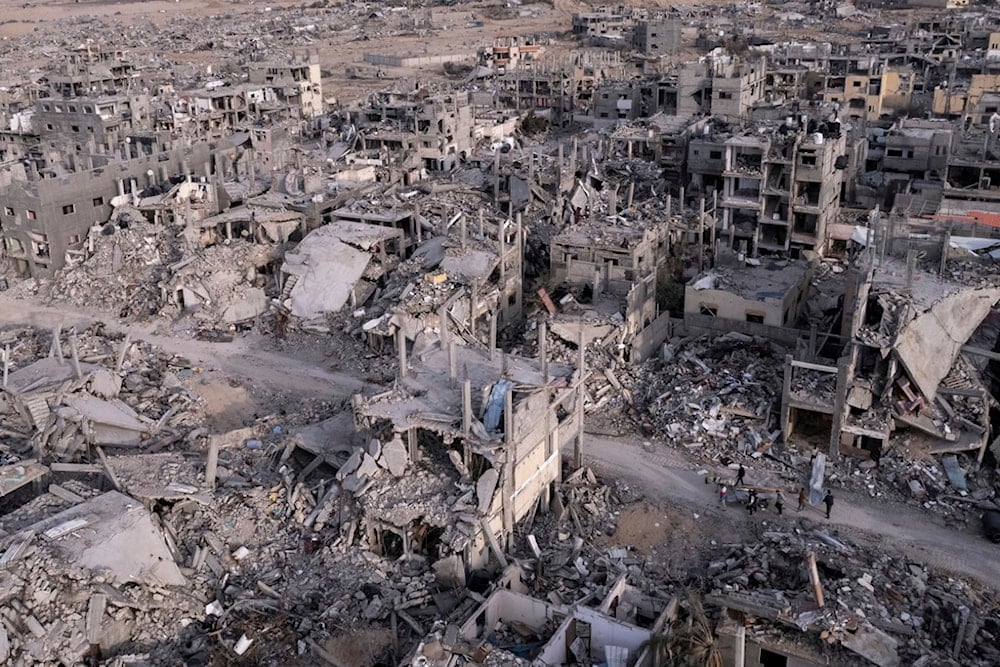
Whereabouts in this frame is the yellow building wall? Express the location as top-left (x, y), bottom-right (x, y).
top-left (933, 74), bottom-right (1000, 116)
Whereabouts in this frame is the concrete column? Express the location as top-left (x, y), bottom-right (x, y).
top-left (397, 331), bottom-right (408, 379)
top-left (462, 379), bottom-right (472, 435)
top-left (711, 190), bottom-right (718, 255)
top-left (781, 355), bottom-right (793, 439)
top-left (51, 326), bottom-right (63, 364)
top-left (489, 312), bottom-right (498, 361)
top-left (501, 387), bottom-right (515, 543)
top-left (493, 151), bottom-right (500, 205)
top-left (828, 353), bottom-right (851, 460)
top-left (498, 220), bottom-right (506, 282)
top-left (439, 303), bottom-right (449, 349)
top-left (449, 341), bottom-right (457, 386)
top-left (557, 143), bottom-right (563, 189)
top-left (407, 427), bottom-right (419, 462)
top-left (574, 320), bottom-right (585, 469)
top-left (205, 436), bottom-right (219, 489)
top-left (539, 318), bottom-right (548, 383)
top-left (698, 197), bottom-right (706, 273)
top-left (734, 625), bottom-right (746, 667)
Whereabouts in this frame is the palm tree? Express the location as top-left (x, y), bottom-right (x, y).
top-left (639, 590), bottom-right (723, 667)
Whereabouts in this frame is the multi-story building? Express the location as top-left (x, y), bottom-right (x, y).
top-left (689, 116), bottom-right (846, 257)
top-left (246, 51), bottom-right (323, 120)
top-left (0, 135), bottom-right (221, 277)
top-left (632, 17), bottom-right (681, 56)
top-left (677, 55), bottom-right (767, 121)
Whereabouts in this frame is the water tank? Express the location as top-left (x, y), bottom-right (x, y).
top-left (812, 132), bottom-right (824, 145)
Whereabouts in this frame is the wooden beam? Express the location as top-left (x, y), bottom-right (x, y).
top-left (807, 552), bottom-right (825, 608)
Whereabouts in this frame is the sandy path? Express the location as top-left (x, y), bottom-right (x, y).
top-left (583, 432), bottom-right (1000, 589)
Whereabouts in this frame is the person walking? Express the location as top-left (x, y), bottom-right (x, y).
top-left (747, 489), bottom-right (757, 515)
top-left (735, 464), bottom-right (746, 487)
top-left (824, 490), bottom-right (834, 519)
top-left (797, 487), bottom-right (807, 511)
top-left (719, 485), bottom-right (728, 509)
top-left (775, 491), bottom-right (784, 515)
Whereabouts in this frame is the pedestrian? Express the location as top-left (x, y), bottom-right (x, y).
top-left (797, 487), bottom-right (807, 511)
top-left (719, 485), bottom-right (728, 509)
top-left (775, 491), bottom-right (784, 515)
top-left (747, 489), bottom-right (757, 515)
top-left (824, 490), bottom-right (834, 519)
top-left (736, 464), bottom-right (746, 486)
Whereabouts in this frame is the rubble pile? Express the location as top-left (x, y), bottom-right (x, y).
top-left (513, 468), bottom-right (641, 602)
top-left (36, 211), bottom-right (173, 319)
top-left (702, 526), bottom-right (999, 667)
top-left (0, 484), bottom-right (204, 666)
top-left (164, 240), bottom-right (280, 326)
top-left (505, 465), bottom-right (999, 667)
top-left (0, 324), bottom-right (205, 460)
top-left (635, 332), bottom-right (783, 448)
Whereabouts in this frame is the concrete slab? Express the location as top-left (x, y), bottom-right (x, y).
top-left (290, 412), bottom-right (358, 466)
top-left (477, 469), bottom-right (499, 515)
top-left (378, 436), bottom-right (409, 478)
top-left (222, 287), bottom-right (269, 324)
top-left (31, 491), bottom-right (186, 587)
top-left (3, 357), bottom-right (100, 396)
top-left (841, 624), bottom-right (899, 667)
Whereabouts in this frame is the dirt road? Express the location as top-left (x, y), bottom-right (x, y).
top-left (2, 291), bottom-right (995, 586)
top-left (0, 294), bottom-right (368, 428)
top-left (583, 432), bottom-right (1000, 589)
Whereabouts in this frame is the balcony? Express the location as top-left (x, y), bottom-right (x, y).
top-left (722, 189), bottom-right (761, 209)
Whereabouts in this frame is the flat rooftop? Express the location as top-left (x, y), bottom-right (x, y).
top-left (688, 260), bottom-right (811, 301)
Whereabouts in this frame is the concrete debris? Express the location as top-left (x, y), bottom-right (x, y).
top-left (0, 325), bottom-right (205, 460)
top-left (0, 1), bottom-right (998, 665)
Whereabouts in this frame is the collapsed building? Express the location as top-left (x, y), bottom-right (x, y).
top-left (349, 340), bottom-right (584, 570)
top-left (0, 2), bottom-right (998, 665)
top-left (781, 218), bottom-right (1000, 470)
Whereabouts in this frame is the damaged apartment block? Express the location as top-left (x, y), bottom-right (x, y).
top-left (350, 337), bottom-right (584, 573)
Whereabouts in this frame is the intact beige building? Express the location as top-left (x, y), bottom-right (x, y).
top-left (684, 259), bottom-right (813, 328)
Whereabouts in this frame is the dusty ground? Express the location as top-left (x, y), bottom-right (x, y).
top-left (584, 433), bottom-right (1000, 591)
top-left (6, 278), bottom-right (991, 591)
top-left (0, 293), bottom-right (367, 431)
top-left (595, 499), bottom-right (755, 579)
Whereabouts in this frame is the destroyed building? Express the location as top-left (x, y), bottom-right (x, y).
top-left (688, 111), bottom-right (846, 256)
top-left (549, 213), bottom-right (677, 362)
top-left (0, 2), bottom-right (998, 665)
top-left (350, 340), bottom-right (584, 572)
top-left (779, 216), bottom-right (1000, 467)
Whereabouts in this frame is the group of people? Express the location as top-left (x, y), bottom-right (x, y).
top-left (719, 465), bottom-right (836, 519)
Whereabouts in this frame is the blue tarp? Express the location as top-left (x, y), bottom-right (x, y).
top-left (484, 379), bottom-right (514, 433)
top-left (941, 454), bottom-right (968, 492)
